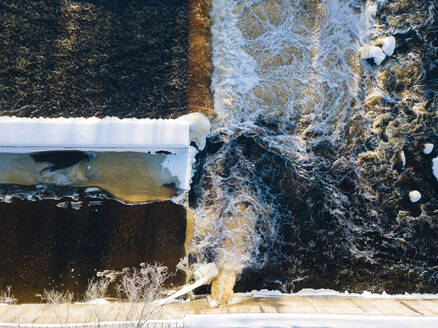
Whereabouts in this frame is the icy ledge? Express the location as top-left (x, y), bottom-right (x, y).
top-left (0, 113), bottom-right (211, 193)
top-left (0, 114), bottom-right (210, 152)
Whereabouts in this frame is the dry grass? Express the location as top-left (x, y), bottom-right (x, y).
top-left (0, 286), bottom-right (17, 304)
top-left (37, 289), bottom-right (74, 304)
top-left (84, 277), bottom-right (112, 302)
top-left (115, 263), bottom-right (170, 304)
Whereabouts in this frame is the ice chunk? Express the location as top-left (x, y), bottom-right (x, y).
top-left (400, 151), bottom-right (406, 169)
top-left (176, 113), bottom-right (211, 150)
top-left (361, 45), bottom-right (386, 65)
top-left (408, 190), bottom-right (421, 203)
top-left (156, 263), bottom-right (218, 306)
top-left (423, 143), bottom-right (434, 155)
top-left (433, 157), bottom-right (438, 181)
top-left (378, 36), bottom-right (396, 56)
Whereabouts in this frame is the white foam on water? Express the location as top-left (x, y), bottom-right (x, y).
top-left (191, 0), bottom-right (377, 277)
top-left (210, 0), bottom-right (376, 146)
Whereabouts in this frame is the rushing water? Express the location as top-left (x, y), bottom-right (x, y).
top-left (188, 0), bottom-right (438, 300)
top-left (0, 0), bottom-right (437, 304)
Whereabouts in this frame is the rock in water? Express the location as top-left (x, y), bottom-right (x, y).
top-left (408, 190), bottom-right (421, 203)
top-left (423, 143), bottom-right (434, 155)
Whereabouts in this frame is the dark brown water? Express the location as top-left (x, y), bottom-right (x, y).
top-left (0, 0), bottom-right (190, 303)
top-left (0, 198), bottom-right (186, 303)
top-left (0, 0), bottom-right (187, 118)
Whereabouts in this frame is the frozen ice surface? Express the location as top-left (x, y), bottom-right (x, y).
top-left (379, 36), bottom-right (396, 56)
top-left (0, 117), bottom-right (190, 152)
top-left (361, 45), bottom-right (386, 65)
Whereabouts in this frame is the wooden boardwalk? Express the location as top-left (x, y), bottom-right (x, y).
top-left (1, 294), bottom-right (437, 325)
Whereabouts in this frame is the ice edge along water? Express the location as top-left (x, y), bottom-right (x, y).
top-left (0, 114), bottom-right (210, 193)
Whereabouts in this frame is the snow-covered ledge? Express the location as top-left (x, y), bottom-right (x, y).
top-left (0, 114), bottom-right (210, 194)
top-left (0, 116), bottom-right (191, 152)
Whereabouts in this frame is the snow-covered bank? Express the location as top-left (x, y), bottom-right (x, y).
top-left (240, 288), bottom-right (438, 300)
top-left (185, 314), bottom-right (438, 328)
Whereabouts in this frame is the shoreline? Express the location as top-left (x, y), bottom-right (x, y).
top-left (1, 292), bottom-right (438, 324)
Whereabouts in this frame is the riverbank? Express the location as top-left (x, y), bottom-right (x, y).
top-left (1, 292), bottom-right (438, 324)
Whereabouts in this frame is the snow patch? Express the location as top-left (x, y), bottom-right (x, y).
top-left (85, 298), bottom-right (110, 305)
top-left (378, 36), bottom-right (396, 56)
top-left (433, 157), bottom-right (438, 181)
top-left (408, 190), bottom-right (421, 203)
top-left (423, 143), bottom-right (434, 155)
top-left (252, 289), bottom-right (285, 298)
top-left (176, 113), bottom-right (211, 151)
top-left (360, 45), bottom-right (386, 65)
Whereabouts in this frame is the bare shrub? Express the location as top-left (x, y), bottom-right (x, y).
top-left (0, 286), bottom-right (17, 304)
top-left (115, 262), bottom-right (171, 322)
top-left (116, 263), bottom-right (170, 303)
top-left (84, 277), bottom-right (112, 302)
top-left (37, 289), bottom-right (74, 304)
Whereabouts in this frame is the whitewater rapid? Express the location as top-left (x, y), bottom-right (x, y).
top-left (188, 0), bottom-right (437, 303)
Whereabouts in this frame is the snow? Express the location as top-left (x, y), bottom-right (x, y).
top-left (184, 314), bottom-right (438, 328)
top-left (360, 45), bottom-right (386, 65)
top-left (424, 143), bottom-right (434, 155)
top-left (176, 113), bottom-right (211, 150)
top-left (380, 36), bottom-right (396, 56)
top-left (400, 151), bottom-right (406, 168)
top-left (0, 117), bottom-right (190, 152)
top-left (85, 298), bottom-right (109, 305)
top-left (249, 288), bottom-right (438, 300)
top-left (433, 157), bottom-right (438, 181)
top-left (409, 190), bottom-right (421, 203)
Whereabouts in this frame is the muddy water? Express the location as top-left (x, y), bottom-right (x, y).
top-left (0, 0), bottom-right (190, 303)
